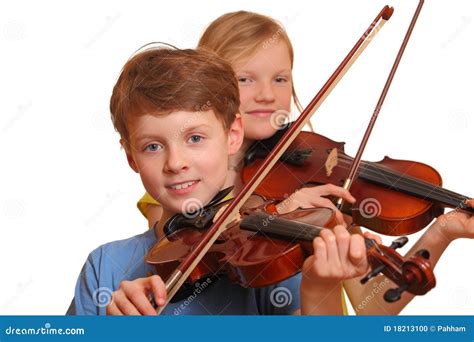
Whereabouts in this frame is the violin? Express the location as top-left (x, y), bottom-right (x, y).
top-left (243, 0), bottom-right (472, 236)
top-left (148, 4), bottom-right (440, 311)
top-left (146, 187), bottom-right (435, 303)
top-left (242, 131), bottom-right (474, 236)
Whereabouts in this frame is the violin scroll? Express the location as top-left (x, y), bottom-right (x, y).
top-left (363, 237), bottom-right (436, 302)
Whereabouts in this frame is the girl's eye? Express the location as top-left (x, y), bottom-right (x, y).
top-left (145, 143), bottom-right (162, 152)
top-left (238, 76), bottom-right (252, 84)
top-left (275, 76), bottom-right (288, 83)
top-left (188, 135), bottom-right (203, 144)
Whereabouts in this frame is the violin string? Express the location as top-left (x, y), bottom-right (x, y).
top-left (284, 144), bottom-right (467, 203)
top-left (293, 153), bottom-right (467, 208)
top-left (277, 155), bottom-right (463, 211)
top-left (335, 152), bottom-right (465, 198)
top-left (245, 214), bottom-right (323, 241)
top-left (266, 221), bottom-right (321, 241)
top-left (358, 157), bottom-right (468, 200)
top-left (261, 144), bottom-right (468, 205)
top-left (324, 153), bottom-right (469, 205)
top-left (287, 142), bottom-right (466, 202)
top-left (340, 157), bottom-right (468, 204)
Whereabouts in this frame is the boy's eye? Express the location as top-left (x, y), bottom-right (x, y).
top-left (145, 143), bottom-right (162, 152)
top-left (188, 135), bottom-right (203, 144)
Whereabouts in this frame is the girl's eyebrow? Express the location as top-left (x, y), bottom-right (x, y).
top-left (275, 69), bottom-right (291, 74)
top-left (236, 68), bottom-right (291, 75)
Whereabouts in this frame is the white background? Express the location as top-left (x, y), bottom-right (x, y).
top-left (0, 0), bottom-right (472, 315)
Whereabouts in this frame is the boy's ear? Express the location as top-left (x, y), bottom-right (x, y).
top-left (227, 113), bottom-right (244, 155)
top-left (120, 138), bottom-right (139, 173)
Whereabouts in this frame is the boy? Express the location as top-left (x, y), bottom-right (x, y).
top-left (67, 45), bottom-right (368, 315)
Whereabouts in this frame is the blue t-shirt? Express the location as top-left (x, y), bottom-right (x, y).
top-left (66, 227), bottom-right (301, 315)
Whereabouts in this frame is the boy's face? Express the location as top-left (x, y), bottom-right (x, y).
top-left (125, 108), bottom-right (243, 214)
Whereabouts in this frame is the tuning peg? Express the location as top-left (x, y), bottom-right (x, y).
top-left (389, 236), bottom-right (409, 250)
top-left (361, 264), bottom-right (385, 284)
top-left (384, 284), bottom-right (409, 302)
top-left (415, 249), bottom-right (430, 259)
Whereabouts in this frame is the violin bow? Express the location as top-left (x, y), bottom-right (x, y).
top-left (157, 5), bottom-right (394, 314)
top-left (336, 0), bottom-right (425, 209)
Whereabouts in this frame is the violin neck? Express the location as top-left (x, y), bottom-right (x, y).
top-left (240, 212), bottom-right (378, 250)
top-left (359, 161), bottom-right (473, 213)
top-left (240, 212), bottom-right (323, 242)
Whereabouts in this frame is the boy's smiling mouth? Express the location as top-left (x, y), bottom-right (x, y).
top-left (166, 180), bottom-right (200, 194)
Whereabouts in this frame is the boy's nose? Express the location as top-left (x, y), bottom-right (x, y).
top-left (164, 146), bottom-right (189, 173)
top-left (255, 82), bottom-right (275, 103)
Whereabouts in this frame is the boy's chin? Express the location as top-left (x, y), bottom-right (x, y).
top-left (165, 198), bottom-right (208, 217)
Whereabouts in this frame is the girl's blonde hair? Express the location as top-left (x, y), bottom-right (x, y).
top-left (198, 11), bottom-right (304, 114)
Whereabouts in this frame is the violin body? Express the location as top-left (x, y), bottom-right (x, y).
top-left (147, 205), bottom-right (435, 300)
top-left (146, 207), bottom-right (336, 288)
top-left (242, 131), bottom-right (469, 236)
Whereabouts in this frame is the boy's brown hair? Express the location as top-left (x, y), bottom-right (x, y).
top-left (110, 45), bottom-right (240, 144)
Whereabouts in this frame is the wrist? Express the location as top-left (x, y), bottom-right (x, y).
top-left (300, 277), bottom-right (341, 299)
top-left (300, 280), bottom-right (343, 315)
top-left (422, 221), bottom-right (452, 250)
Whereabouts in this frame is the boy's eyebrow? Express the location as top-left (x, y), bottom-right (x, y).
top-left (177, 123), bottom-right (214, 134)
top-left (134, 123), bottom-right (213, 142)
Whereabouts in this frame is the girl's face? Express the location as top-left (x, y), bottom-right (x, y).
top-left (234, 40), bottom-right (293, 142)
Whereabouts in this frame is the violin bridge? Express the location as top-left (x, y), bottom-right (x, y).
top-left (325, 148), bottom-right (338, 177)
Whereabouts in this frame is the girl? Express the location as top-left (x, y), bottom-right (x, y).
top-left (130, 11), bottom-right (474, 315)
top-left (138, 11), bottom-right (355, 230)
